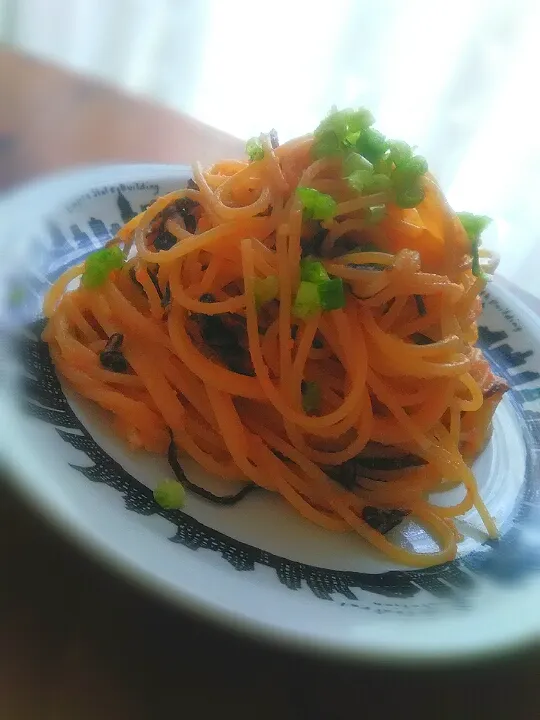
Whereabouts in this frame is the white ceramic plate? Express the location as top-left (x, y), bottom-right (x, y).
top-left (1, 165), bottom-right (540, 663)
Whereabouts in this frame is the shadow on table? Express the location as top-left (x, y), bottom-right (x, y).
top-left (1, 480), bottom-right (539, 719)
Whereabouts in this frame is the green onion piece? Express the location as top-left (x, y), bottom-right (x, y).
top-left (302, 381), bottom-right (321, 414)
top-left (153, 479), bottom-right (186, 509)
top-left (297, 187), bottom-right (337, 221)
top-left (388, 140), bottom-right (413, 167)
top-left (292, 281), bottom-right (321, 319)
top-left (347, 169), bottom-right (374, 193)
top-left (456, 212), bottom-right (491, 279)
top-left (312, 132), bottom-right (342, 158)
top-left (470, 238), bottom-right (484, 279)
top-left (313, 107), bottom-right (374, 158)
top-left (355, 127), bottom-right (388, 164)
top-left (246, 137), bottom-right (264, 162)
top-left (404, 155), bottom-right (428, 176)
top-left (364, 173), bottom-right (392, 194)
top-left (365, 205), bottom-right (387, 224)
top-left (456, 212), bottom-right (491, 243)
top-left (343, 152), bottom-right (373, 176)
top-left (300, 258), bottom-right (330, 284)
top-left (82, 246), bottom-right (125, 289)
top-left (345, 108), bottom-right (375, 133)
top-left (318, 277), bottom-right (346, 311)
top-left (392, 156), bottom-right (429, 188)
top-left (394, 183), bottom-right (425, 209)
top-left (254, 275), bottom-right (279, 309)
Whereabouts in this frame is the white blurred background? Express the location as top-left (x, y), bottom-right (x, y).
top-left (1, 0), bottom-right (539, 286)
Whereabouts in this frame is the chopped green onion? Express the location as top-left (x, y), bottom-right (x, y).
top-left (343, 152), bottom-right (373, 176)
top-left (373, 154), bottom-right (393, 176)
top-left (394, 183), bottom-right (425, 209)
top-left (403, 155), bottom-right (428, 176)
top-left (297, 187), bottom-right (337, 221)
top-left (318, 277), bottom-right (346, 311)
top-left (246, 137), bottom-right (264, 162)
top-left (347, 169), bottom-right (374, 193)
top-left (254, 275), bottom-right (279, 309)
top-left (345, 108), bottom-right (375, 133)
top-left (456, 212), bottom-right (491, 279)
top-left (313, 108), bottom-right (374, 158)
top-left (312, 132), bottom-right (342, 158)
top-left (300, 258), bottom-right (329, 284)
top-left (388, 148), bottom-right (428, 209)
top-left (388, 140), bottom-right (414, 167)
top-left (153, 479), bottom-right (186, 509)
top-left (365, 205), bottom-right (387, 224)
top-left (470, 239), bottom-right (484, 279)
top-left (302, 381), bottom-right (321, 414)
top-left (392, 156), bottom-right (429, 188)
top-left (355, 128), bottom-right (388, 164)
top-left (456, 212), bottom-right (491, 243)
top-left (82, 245), bottom-right (124, 289)
top-left (364, 173), bottom-right (392, 194)
top-left (292, 281), bottom-right (321, 319)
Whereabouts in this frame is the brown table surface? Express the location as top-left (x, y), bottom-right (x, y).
top-left (1, 49), bottom-right (539, 719)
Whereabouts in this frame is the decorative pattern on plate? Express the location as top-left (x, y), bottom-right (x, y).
top-left (12, 183), bottom-right (540, 612)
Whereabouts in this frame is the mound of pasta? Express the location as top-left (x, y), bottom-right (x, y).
top-left (43, 108), bottom-right (507, 567)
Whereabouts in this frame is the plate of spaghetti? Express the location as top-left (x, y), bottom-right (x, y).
top-left (2, 108), bottom-right (540, 663)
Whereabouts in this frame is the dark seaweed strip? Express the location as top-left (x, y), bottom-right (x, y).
top-left (99, 333), bottom-right (128, 373)
top-left (256, 204), bottom-right (273, 218)
top-left (199, 293), bottom-right (215, 304)
top-left (129, 265), bottom-right (162, 299)
top-left (103, 333), bottom-right (123, 353)
top-left (160, 195), bottom-right (199, 239)
top-left (172, 197), bottom-right (199, 215)
top-left (291, 325), bottom-right (324, 349)
top-left (325, 453), bottom-right (425, 491)
top-left (347, 262), bottom-right (386, 272)
top-left (324, 460), bottom-right (367, 491)
top-left (99, 351), bottom-right (128, 373)
top-left (196, 315), bottom-right (238, 348)
top-left (193, 295), bottom-right (254, 376)
top-left (301, 225), bottom-right (329, 258)
top-left (154, 230), bottom-right (178, 251)
top-left (183, 213), bottom-right (197, 234)
top-left (161, 283), bottom-right (171, 309)
top-left (129, 265), bottom-right (170, 313)
top-left (410, 333), bottom-right (433, 345)
top-left (414, 294), bottom-right (426, 316)
top-left (168, 434), bottom-right (259, 505)
top-left (147, 266), bottom-right (164, 299)
top-left (169, 437), bottom-right (406, 528)
top-left (361, 507), bottom-right (408, 534)
top-left (382, 298), bottom-right (395, 315)
top-left (129, 265), bottom-right (144, 292)
top-left (353, 454), bottom-right (426, 471)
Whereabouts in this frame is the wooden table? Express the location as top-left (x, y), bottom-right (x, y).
top-left (1, 50), bottom-right (539, 719)
top-left (0, 50), bottom-right (243, 192)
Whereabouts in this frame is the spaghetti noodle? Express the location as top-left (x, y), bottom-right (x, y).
top-left (43, 109), bottom-right (507, 567)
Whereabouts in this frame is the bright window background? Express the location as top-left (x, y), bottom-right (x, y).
top-left (1, 0), bottom-right (539, 287)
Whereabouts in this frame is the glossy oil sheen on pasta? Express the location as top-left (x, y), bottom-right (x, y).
top-left (42, 109), bottom-right (507, 568)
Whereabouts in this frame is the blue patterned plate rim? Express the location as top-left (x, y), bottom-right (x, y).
top-left (1, 165), bottom-right (540, 664)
